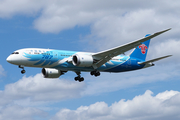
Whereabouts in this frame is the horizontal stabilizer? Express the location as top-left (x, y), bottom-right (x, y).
top-left (138, 55), bottom-right (172, 65)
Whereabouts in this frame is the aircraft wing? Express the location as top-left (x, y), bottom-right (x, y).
top-left (92, 28), bottom-right (171, 69)
top-left (138, 55), bottom-right (172, 65)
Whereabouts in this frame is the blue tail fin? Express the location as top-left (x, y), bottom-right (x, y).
top-left (130, 34), bottom-right (151, 61)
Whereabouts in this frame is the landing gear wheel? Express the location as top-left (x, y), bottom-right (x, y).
top-left (21, 70), bottom-right (26, 74)
top-left (74, 77), bottom-right (79, 81)
top-left (90, 71), bottom-right (95, 75)
top-left (19, 65), bottom-right (26, 74)
top-left (74, 72), bottom-right (85, 82)
top-left (79, 77), bottom-right (84, 82)
top-left (95, 72), bottom-right (100, 77)
top-left (74, 76), bottom-right (84, 82)
top-left (90, 71), bottom-right (100, 77)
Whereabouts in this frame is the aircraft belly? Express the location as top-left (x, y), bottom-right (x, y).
top-left (104, 60), bottom-right (145, 72)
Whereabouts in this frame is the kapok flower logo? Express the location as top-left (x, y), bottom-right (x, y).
top-left (139, 44), bottom-right (148, 54)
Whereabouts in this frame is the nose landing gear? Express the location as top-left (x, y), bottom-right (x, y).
top-left (21, 70), bottom-right (26, 74)
top-left (19, 65), bottom-right (26, 74)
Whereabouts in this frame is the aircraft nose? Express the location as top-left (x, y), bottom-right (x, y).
top-left (6, 55), bottom-right (13, 63)
top-left (6, 54), bottom-right (22, 65)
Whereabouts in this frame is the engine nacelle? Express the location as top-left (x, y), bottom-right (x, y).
top-left (42, 68), bottom-right (62, 78)
top-left (72, 54), bottom-right (94, 67)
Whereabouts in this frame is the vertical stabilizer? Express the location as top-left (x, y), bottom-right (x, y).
top-left (130, 34), bottom-right (151, 61)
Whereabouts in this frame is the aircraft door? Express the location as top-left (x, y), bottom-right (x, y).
top-left (54, 52), bottom-right (58, 59)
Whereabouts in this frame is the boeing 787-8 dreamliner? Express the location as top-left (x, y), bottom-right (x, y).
top-left (7, 28), bottom-right (172, 82)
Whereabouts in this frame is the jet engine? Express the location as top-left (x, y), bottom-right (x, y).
top-left (42, 68), bottom-right (62, 78)
top-left (72, 54), bottom-right (94, 67)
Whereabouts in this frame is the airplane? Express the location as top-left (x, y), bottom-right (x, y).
top-left (6, 28), bottom-right (172, 82)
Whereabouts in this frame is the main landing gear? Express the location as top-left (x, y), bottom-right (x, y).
top-left (74, 72), bottom-right (84, 82)
top-left (74, 71), bottom-right (101, 82)
top-left (19, 65), bottom-right (26, 74)
top-left (90, 70), bottom-right (100, 77)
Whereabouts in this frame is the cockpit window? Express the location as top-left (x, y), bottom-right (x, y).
top-left (11, 52), bottom-right (19, 54)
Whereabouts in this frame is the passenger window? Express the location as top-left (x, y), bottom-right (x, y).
top-left (31, 50), bottom-right (33, 54)
top-left (46, 51), bottom-right (50, 55)
top-left (34, 50), bottom-right (38, 54)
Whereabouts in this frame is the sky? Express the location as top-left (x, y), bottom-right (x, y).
top-left (0, 0), bottom-right (180, 120)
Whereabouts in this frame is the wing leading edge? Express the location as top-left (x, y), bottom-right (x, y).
top-left (92, 28), bottom-right (171, 69)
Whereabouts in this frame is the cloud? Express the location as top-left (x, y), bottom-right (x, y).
top-left (0, 73), bottom-right (86, 119)
top-left (1, 1), bottom-right (180, 119)
top-left (0, 105), bottom-right (46, 120)
top-left (0, 73), bottom-right (86, 106)
top-left (86, 9), bottom-right (178, 51)
top-left (50, 101), bottom-right (110, 120)
top-left (0, 0), bottom-right (179, 35)
top-left (0, 71), bottom-right (87, 120)
top-left (0, 0), bottom-right (47, 18)
top-left (82, 63), bottom-right (180, 96)
top-left (33, 0), bottom-right (109, 33)
top-left (33, 2), bottom-right (160, 34)
top-left (0, 1), bottom-right (179, 60)
top-left (148, 39), bottom-right (180, 63)
top-left (0, 65), bottom-right (6, 77)
top-left (2, 62), bottom-right (177, 105)
top-left (51, 90), bottom-right (180, 120)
